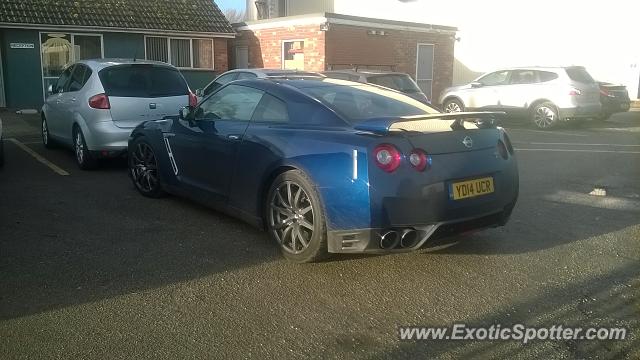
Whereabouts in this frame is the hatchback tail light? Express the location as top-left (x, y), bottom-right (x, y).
top-left (189, 91), bottom-right (198, 107)
top-left (408, 148), bottom-right (430, 172)
top-left (373, 144), bottom-right (401, 173)
top-left (88, 93), bottom-right (110, 109)
top-left (568, 88), bottom-right (582, 96)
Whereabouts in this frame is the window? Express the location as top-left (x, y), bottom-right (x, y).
top-left (145, 36), bottom-right (214, 69)
top-left (368, 74), bottom-right (422, 93)
top-left (510, 70), bottom-right (538, 85)
top-left (99, 64), bottom-right (188, 98)
top-left (478, 71), bottom-right (510, 86)
top-left (40, 32), bottom-right (103, 98)
top-left (203, 73), bottom-right (238, 96)
top-left (282, 40), bottom-right (304, 70)
top-left (67, 64), bottom-right (90, 92)
top-left (53, 66), bottom-right (73, 94)
top-left (538, 71), bottom-right (559, 82)
top-left (565, 67), bottom-right (595, 84)
top-left (236, 72), bottom-right (258, 80)
top-left (300, 83), bottom-right (437, 123)
top-left (252, 94), bottom-right (289, 122)
top-left (196, 84), bottom-right (264, 121)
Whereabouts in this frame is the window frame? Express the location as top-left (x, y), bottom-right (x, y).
top-left (281, 39), bottom-right (305, 70)
top-left (144, 36), bottom-right (215, 70)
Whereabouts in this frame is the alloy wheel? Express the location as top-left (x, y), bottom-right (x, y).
top-left (445, 102), bottom-right (462, 113)
top-left (75, 131), bottom-right (85, 164)
top-left (42, 119), bottom-right (49, 145)
top-left (269, 181), bottom-right (315, 254)
top-left (534, 106), bottom-right (556, 128)
top-left (130, 142), bottom-right (159, 193)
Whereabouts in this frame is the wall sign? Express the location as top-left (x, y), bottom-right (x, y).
top-left (10, 43), bottom-right (35, 49)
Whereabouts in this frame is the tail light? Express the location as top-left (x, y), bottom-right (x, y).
top-left (568, 88), bottom-right (582, 96)
top-left (373, 144), bottom-right (401, 173)
top-left (188, 91), bottom-right (198, 107)
top-left (502, 131), bottom-right (514, 155)
top-left (88, 93), bottom-right (110, 109)
top-left (409, 148), bottom-right (430, 172)
top-left (497, 140), bottom-right (509, 160)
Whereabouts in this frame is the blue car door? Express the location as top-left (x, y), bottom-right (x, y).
top-left (169, 84), bottom-right (265, 203)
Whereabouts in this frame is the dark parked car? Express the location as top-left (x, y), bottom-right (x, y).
top-left (322, 69), bottom-right (430, 104)
top-left (597, 82), bottom-right (630, 120)
top-left (128, 78), bottom-right (518, 263)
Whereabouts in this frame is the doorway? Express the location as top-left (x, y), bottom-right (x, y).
top-left (416, 43), bottom-right (434, 100)
top-left (235, 46), bottom-right (248, 69)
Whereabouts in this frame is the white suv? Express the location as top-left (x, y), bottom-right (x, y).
top-left (439, 66), bottom-right (602, 129)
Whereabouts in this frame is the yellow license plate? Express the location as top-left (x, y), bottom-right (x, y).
top-left (450, 177), bottom-right (494, 200)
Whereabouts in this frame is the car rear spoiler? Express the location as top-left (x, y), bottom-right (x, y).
top-left (353, 112), bottom-right (505, 134)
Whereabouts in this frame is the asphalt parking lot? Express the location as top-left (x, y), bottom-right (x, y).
top-left (1, 111), bottom-right (638, 359)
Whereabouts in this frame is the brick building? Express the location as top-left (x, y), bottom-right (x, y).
top-left (231, 13), bottom-right (457, 101)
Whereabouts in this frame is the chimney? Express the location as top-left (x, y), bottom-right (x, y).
top-left (245, 0), bottom-right (258, 21)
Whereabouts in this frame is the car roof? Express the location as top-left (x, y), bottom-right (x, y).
top-left (223, 68), bottom-right (323, 77)
top-left (77, 58), bottom-right (177, 71)
top-left (324, 69), bottom-right (408, 77)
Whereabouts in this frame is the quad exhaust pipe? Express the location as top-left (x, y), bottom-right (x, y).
top-left (379, 228), bottom-right (419, 249)
top-left (400, 229), bottom-right (418, 248)
top-left (379, 230), bottom-right (399, 249)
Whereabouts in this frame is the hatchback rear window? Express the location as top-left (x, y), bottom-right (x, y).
top-left (565, 67), bottom-right (595, 84)
top-left (538, 71), bottom-right (558, 82)
top-left (99, 65), bottom-right (189, 97)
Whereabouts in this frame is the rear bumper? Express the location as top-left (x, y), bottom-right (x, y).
top-left (327, 199), bottom-right (516, 253)
top-left (601, 98), bottom-right (630, 114)
top-left (84, 121), bottom-right (134, 151)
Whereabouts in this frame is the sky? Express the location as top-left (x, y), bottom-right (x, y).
top-left (214, 0), bottom-right (245, 12)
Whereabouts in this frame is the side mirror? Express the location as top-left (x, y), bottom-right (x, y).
top-left (47, 84), bottom-right (54, 95)
top-left (471, 82), bottom-right (483, 88)
top-left (195, 88), bottom-right (203, 97)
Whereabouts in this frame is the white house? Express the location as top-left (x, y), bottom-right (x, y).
top-left (247, 0), bottom-right (640, 99)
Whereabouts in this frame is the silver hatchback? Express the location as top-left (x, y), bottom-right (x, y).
top-left (41, 59), bottom-right (193, 169)
top-left (439, 66), bottom-right (602, 129)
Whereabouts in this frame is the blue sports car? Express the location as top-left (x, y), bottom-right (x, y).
top-left (128, 78), bottom-right (518, 262)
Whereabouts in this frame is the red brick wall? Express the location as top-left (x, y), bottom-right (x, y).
top-left (236, 25), bottom-right (326, 71)
top-left (325, 24), bottom-right (455, 102)
top-left (214, 38), bottom-right (229, 72)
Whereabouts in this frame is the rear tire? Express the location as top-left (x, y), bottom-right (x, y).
top-left (444, 99), bottom-right (464, 113)
top-left (42, 116), bottom-right (55, 148)
top-left (531, 102), bottom-right (559, 129)
top-left (73, 126), bottom-right (98, 170)
top-left (265, 170), bottom-right (329, 263)
top-left (128, 137), bottom-right (166, 198)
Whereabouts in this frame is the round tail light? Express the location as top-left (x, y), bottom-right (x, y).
top-left (409, 148), bottom-right (430, 171)
top-left (373, 144), bottom-right (401, 172)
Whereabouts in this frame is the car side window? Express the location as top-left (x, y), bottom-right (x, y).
top-left (477, 71), bottom-right (510, 86)
top-left (195, 84), bottom-right (264, 121)
top-left (67, 64), bottom-right (88, 92)
top-left (204, 73), bottom-right (237, 96)
top-left (538, 71), bottom-right (559, 82)
top-left (252, 94), bottom-right (289, 123)
top-left (236, 72), bottom-right (258, 80)
top-left (55, 66), bottom-right (74, 93)
top-left (510, 70), bottom-right (538, 85)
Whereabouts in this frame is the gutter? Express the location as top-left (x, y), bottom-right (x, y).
top-left (0, 23), bottom-right (236, 38)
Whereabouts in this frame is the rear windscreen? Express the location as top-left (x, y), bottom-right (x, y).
top-left (99, 65), bottom-right (189, 97)
top-left (565, 67), bottom-right (595, 84)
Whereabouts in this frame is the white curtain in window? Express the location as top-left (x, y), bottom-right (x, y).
top-left (170, 39), bottom-right (191, 68)
top-left (193, 39), bottom-right (214, 69)
top-left (146, 37), bottom-right (168, 63)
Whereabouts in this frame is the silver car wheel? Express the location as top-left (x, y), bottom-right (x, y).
top-left (445, 102), bottom-right (462, 113)
top-left (42, 119), bottom-right (48, 145)
top-left (534, 106), bottom-right (556, 128)
top-left (75, 131), bottom-right (85, 164)
top-left (269, 181), bottom-right (315, 255)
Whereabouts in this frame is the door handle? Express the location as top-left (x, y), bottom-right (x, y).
top-left (227, 134), bottom-right (241, 140)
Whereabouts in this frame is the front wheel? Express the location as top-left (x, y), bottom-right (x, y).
top-left (444, 99), bottom-right (464, 113)
top-left (128, 137), bottom-right (166, 198)
top-left (531, 102), bottom-right (559, 129)
top-left (266, 170), bottom-right (328, 263)
top-left (42, 116), bottom-right (55, 148)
